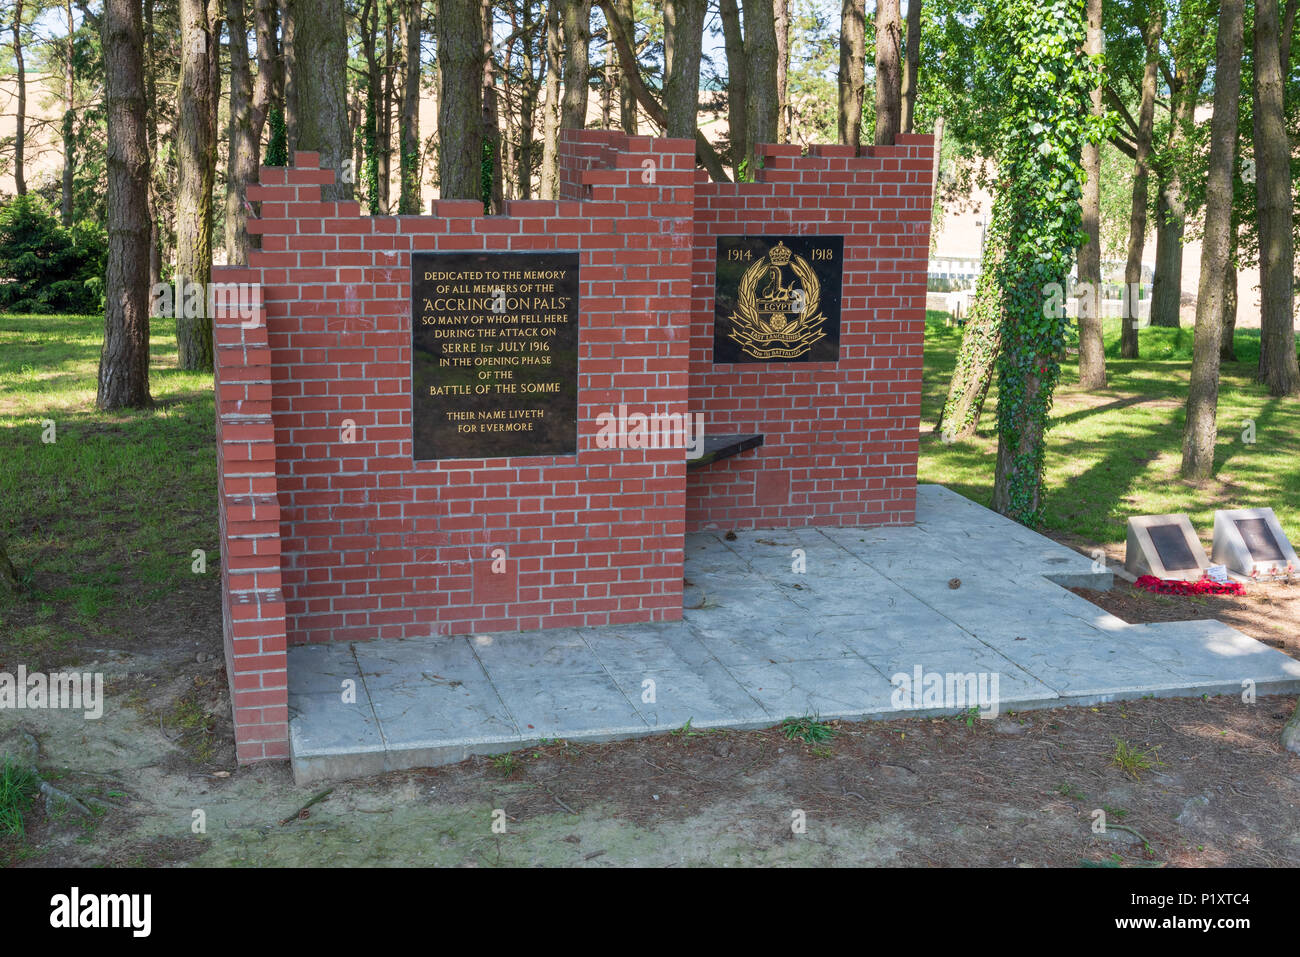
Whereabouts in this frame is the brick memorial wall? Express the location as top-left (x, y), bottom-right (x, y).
top-left (686, 137), bottom-right (933, 531)
top-left (211, 130), bottom-right (934, 762)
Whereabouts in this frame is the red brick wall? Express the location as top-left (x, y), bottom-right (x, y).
top-left (686, 136), bottom-right (934, 531)
top-left (210, 288), bottom-right (290, 761)
top-left (210, 131), bottom-right (932, 762)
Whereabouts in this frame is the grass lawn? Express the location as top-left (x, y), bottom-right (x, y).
top-left (0, 313), bottom-right (216, 667)
top-left (919, 311), bottom-right (1300, 549)
top-left (1, 310), bottom-right (1297, 664)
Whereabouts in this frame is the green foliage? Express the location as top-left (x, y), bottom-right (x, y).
top-left (363, 79), bottom-right (381, 215)
top-left (780, 714), bottom-right (836, 744)
top-left (264, 104), bottom-right (288, 167)
top-left (481, 139), bottom-right (496, 214)
top-left (0, 195), bottom-right (105, 314)
top-left (0, 758), bottom-right (38, 839)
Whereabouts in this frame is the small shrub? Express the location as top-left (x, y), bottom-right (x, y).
top-left (0, 194), bottom-right (106, 314)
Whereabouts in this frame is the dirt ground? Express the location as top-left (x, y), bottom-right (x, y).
top-left (3, 549), bottom-right (1299, 868)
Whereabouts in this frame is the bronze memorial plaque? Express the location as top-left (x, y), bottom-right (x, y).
top-left (1147, 522), bottom-right (1200, 573)
top-left (1234, 517), bottom-right (1286, 563)
top-left (412, 251), bottom-right (579, 460)
top-left (713, 235), bottom-right (843, 364)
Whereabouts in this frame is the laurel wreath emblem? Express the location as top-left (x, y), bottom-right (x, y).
top-left (727, 247), bottom-right (827, 359)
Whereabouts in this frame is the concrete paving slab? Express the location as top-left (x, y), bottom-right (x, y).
top-left (288, 484), bottom-right (1300, 784)
top-left (489, 671), bottom-right (649, 741)
top-left (610, 661), bottom-right (769, 730)
top-left (727, 657), bottom-right (899, 719)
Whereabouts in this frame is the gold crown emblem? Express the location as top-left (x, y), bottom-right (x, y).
top-left (767, 242), bottom-right (792, 266)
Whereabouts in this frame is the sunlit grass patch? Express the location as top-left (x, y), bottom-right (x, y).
top-left (920, 314), bottom-right (1300, 547)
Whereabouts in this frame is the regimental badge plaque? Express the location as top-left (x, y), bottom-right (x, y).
top-left (713, 235), bottom-right (843, 364)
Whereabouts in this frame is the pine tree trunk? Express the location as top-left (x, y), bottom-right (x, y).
top-left (282, 0), bottom-right (298, 155)
top-left (837, 0), bottom-right (864, 149)
top-left (719, 0), bottom-right (747, 169)
top-left (1120, 1), bottom-right (1162, 359)
top-left (61, 0), bottom-right (75, 225)
top-left (663, 0), bottom-right (706, 139)
top-left (612, 0), bottom-right (636, 133)
top-left (1180, 0), bottom-right (1242, 481)
top-left (226, 0), bottom-right (272, 264)
top-left (873, 0), bottom-right (901, 146)
top-left (601, 54), bottom-right (614, 129)
top-left (560, 0), bottom-right (592, 131)
top-left (437, 0), bottom-right (483, 199)
top-left (99, 0), bottom-right (152, 410)
top-left (900, 0), bottom-right (920, 134)
top-left (775, 0), bottom-right (789, 142)
top-left (176, 0), bottom-right (215, 371)
top-left (539, 0), bottom-right (560, 198)
top-left (145, 0), bottom-right (161, 291)
top-left (481, 0), bottom-right (504, 212)
top-left (362, 0), bottom-right (380, 211)
top-left (399, 0), bottom-right (422, 213)
top-left (294, 0), bottom-right (352, 200)
top-left (516, 1), bottom-right (536, 199)
top-left (1075, 0), bottom-right (1106, 389)
top-left (12, 0), bottom-right (26, 196)
top-left (743, 0), bottom-right (777, 166)
top-left (1253, 0), bottom-right (1300, 395)
top-left (380, 2), bottom-right (395, 212)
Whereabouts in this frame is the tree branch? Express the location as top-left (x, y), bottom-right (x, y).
top-left (596, 0), bottom-right (731, 182)
top-left (1103, 84), bottom-right (1139, 134)
top-left (1109, 135), bottom-right (1137, 161)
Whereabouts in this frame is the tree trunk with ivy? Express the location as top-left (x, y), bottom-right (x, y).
top-left (988, 0), bottom-right (1095, 524)
top-left (1180, 0), bottom-right (1243, 481)
top-left (938, 234), bottom-right (1003, 440)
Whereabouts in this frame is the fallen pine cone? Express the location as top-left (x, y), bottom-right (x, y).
top-left (948, 578), bottom-right (962, 589)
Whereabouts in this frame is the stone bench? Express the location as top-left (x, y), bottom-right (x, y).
top-left (686, 433), bottom-right (764, 471)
